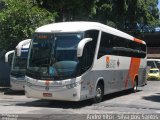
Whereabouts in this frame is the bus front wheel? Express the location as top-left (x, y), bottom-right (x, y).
top-left (92, 83), bottom-right (104, 103)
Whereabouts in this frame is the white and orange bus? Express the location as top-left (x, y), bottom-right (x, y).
top-left (25, 22), bottom-right (147, 103)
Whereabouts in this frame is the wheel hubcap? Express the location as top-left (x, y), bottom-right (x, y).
top-left (134, 81), bottom-right (137, 91)
top-left (96, 88), bottom-right (102, 98)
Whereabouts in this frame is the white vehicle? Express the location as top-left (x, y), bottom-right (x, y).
top-left (4, 50), bottom-right (14, 86)
top-left (10, 39), bottom-right (31, 91)
top-left (147, 59), bottom-right (160, 69)
top-left (25, 22), bottom-right (147, 102)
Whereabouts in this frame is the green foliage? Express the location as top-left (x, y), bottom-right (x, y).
top-left (114, 0), bottom-right (159, 32)
top-left (91, 0), bottom-right (113, 24)
top-left (90, 0), bottom-right (159, 33)
top-left (0, 0), bottom-right (56, 50)
top-left (0, 0), bottom-right (159, 50)
top-left (35, 0), bottom-right (95, 21)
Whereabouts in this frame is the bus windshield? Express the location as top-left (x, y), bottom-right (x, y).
top-left (149, 69), bottom-right (159, 73)
top-left (27, 33), bottom-right (83, 80)
top-left (12, 49), bottom-right (28, 76)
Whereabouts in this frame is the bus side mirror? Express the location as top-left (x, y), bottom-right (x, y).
top-left (5, 55), bottom-right (8, 63)
top-left (16, 48), bottom-right (21, 56)
top-left (5, 50), bottom-right (14, 63)
top-left (16, 39), bottom-right (31, 56)
top-left (77, 38), bottom-right (92, 57)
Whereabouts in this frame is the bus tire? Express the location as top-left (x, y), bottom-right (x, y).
top-left (92, 82), bottom-right (104, 103)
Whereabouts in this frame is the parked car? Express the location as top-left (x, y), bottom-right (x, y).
top-left (147, 68), bottom-right (160, 80)
top-left (147, 59), bottom-right (160, 69)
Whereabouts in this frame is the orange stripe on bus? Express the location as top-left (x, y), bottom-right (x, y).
top-left (125, 58), bottom-right (141, 88)
top-left (133, 38), bottom-right (143, 44)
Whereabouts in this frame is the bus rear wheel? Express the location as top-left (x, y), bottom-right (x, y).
top-left (92, 83), bottom-right (104, 103)
top-left (132, 79), bottom-right (138, 93)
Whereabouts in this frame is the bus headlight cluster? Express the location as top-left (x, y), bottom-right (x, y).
top-left (66, 81), bottom-right (81, 89)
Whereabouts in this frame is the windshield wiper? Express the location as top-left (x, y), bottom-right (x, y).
top-left (31, 57), bottom-right (50, 66)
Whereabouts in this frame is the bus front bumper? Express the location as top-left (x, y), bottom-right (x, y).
top-left (25, 78), bottom-right (82, 101)
top-left (10, 76), bottom-right (25, 91)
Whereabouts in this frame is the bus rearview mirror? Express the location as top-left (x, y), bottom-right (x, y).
top-left (77, 38), bottom-right (92, 57)
top-left (5, 50), bottom-right (14, 63)
top-left (16, 48), bottom-right (21, 56)
top-left (16, 39), bottom-right (31, 56)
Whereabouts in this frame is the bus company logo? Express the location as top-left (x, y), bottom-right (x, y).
top-left (106, 56), bottom-right (116, 68)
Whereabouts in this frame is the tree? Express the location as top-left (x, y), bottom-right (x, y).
top-left (35, 0), bottom-right (95, 21)
top-left (0, 0), bottom-right (56, 50)
top-left (114, 0), bottom-right (159, 32)
top-left (0, 0), bottom-right (159, 51)
top-left (34, 0), bottom-right (160, 34)
top-left (91, 0), bottom-right (114, 24)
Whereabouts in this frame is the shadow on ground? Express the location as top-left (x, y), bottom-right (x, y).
top-left (142, 93), bottom-right (160, 103)
top-left (16, 89), bottom-right (141, 109)
top-left (16, 99), bottom-right (93, 109)
top-left (0, 87), bottom-right (9, 93)
top-left (3, 89), bottom-right (25, 95)
top-left (102, 89), bottom-right (142, 101)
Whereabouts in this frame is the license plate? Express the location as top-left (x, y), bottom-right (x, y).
top-left (43, 93), bottom-right (52, 97)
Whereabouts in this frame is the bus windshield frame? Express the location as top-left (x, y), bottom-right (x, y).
top-left (27, 32), bottom-right (84, 80)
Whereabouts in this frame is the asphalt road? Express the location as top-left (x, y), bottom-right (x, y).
top-left (0, 81), bottom-right (160, 120)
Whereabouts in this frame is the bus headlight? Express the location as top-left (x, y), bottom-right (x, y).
top-left (66, 81), bottom-right (81, 89)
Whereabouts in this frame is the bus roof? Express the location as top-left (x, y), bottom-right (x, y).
top-left (35, 21), bottom-right (145, 44)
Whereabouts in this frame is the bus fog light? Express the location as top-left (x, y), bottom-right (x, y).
top-left (73, 92), bottom-right (77, 97)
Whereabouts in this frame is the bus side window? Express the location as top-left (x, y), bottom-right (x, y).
top-left (98, 32), bottom-right (112, 59)
top-left (98, 32), bottom-right (146, 58)
top-left (79, 30), bottom-right (99, 73)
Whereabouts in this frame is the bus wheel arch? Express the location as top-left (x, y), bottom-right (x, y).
top-left (92, 79), bottom-right (104, 103)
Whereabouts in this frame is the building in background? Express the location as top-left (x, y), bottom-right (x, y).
top-left (144, 31), bottom-right (160, 59)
